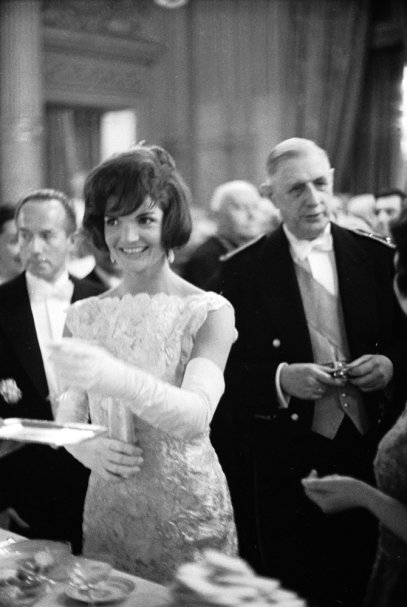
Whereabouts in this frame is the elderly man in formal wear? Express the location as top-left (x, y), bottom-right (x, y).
top-left (212, 139), bottom-right (407, 607)
top-left (183, 180), bottom-right (279, 289)
top-left (0, 189), bottom-right (103, 552)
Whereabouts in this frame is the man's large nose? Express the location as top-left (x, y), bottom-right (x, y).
top-left (30, 235), bottom-right (44, 253)
top-left (304, 182), bottom-right (320, 205)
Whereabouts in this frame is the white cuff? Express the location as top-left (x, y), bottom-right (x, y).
top-left (275, 362), bottom-right (291, 409)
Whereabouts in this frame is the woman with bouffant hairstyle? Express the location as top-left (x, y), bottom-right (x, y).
top-left (50, 145), bottom-right (238, 582)
top-left (82, 145), bottom-right (192, 257)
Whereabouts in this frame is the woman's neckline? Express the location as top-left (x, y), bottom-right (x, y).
top-left (98, 290), bottom-right (212, 303)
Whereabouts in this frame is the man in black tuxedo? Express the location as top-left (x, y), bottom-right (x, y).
top-left (0, 189), bottom-right (103, 552)
top-left (213, 139), bottom-right (407, 607)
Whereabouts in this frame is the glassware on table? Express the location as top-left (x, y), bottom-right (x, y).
top-left (0, 540), bottom-right (72, 606)
top-left (69, 553), bottom-right (113, 606)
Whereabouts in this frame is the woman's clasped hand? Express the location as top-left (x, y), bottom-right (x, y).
top-left (68, 436), bottom-right (143, 482)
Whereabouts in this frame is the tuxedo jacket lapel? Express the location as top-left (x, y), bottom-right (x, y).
top-left (254, 227), bottom-right (314, 363)
top-left (71, 275), bottom-right (95, 303)
top-left (0, 275), bottom-right (97, 402)
top-left (253, 224), bottom-right (379, 364)
top-left (0, 273), bottom-right (49, 402)
top-left (331, 223), bottom-right (378, 356)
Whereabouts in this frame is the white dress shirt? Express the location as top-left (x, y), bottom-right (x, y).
top-left (283, 223), bottom-right (336, 295)
top-left (276, 223), bottom-right (337, 407)
top-left (26, 271), bottom-right (74, 414)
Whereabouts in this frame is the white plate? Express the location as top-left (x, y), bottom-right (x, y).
top-left (0, 418), bottom-right (107, 446)
top-left (66, 576), bottom-right (136, 604)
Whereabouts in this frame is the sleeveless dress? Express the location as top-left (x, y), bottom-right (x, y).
top-left (364, 407), bottom-right (407, 607)
top-left (65, 291), bottom-right (238, 584)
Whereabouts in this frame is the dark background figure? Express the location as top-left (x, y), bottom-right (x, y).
top-left (303, 205), bottom-right (407, 607)
top-left (183, 180), bottom-right (279, 289)
top-left (212, 138), bottom-right (407, 607)
top-left (84, 238), bottom-right (122, 291)
top-left (374, 189), bottom-right (407, 239)
top-left (0, 205), bottom-right (22, 284)
top-left (0, 189), bottom-right (103, 552)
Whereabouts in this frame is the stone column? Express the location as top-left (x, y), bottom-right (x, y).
top-left (0, 0), bottom-right (44, 204)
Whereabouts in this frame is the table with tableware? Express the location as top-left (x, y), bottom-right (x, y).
top-left (0, 527), bottom-right (171, 606)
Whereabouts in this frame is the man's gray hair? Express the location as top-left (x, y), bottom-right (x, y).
top-left (15, 188), bottom-right (77, 235)
top-left (266, 138), bottom-right (330, 179)
top-left (209, 180), bottom-right (260, 213)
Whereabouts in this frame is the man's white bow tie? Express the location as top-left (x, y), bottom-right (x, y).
top-left (294, 232), bottom-right (333, 261)
top-left (30, 278), bottom-right (72, 302)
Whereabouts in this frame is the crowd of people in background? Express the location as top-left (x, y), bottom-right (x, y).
top-left (0, 140), bottom-right (407, 607)
top-left (0, 175), bottom-right (403, 291)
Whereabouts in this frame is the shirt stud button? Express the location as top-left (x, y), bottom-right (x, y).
top-left (291, 413), bottom-right (299, 421)
top-left (343, 403), bottom-right (349, 408)
top-left (272, 338), bottom-right (281, 348)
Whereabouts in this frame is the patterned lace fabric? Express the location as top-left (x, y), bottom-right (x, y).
top-left (364, 407), bottom-right (407, 606)
top-left (66, 291), bottom-right (238, 583)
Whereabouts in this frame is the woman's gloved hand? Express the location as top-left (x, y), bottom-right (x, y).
top-left (67, 435), bottom-right (143, 482)
top-left (49, 338), bottom-right (126, 395)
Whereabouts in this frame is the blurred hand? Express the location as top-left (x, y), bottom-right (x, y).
top-left (280, 363), bottom-right (345, 400)
top-left (49, 338), bottom-right (124, 394)
top-left (346, 354), bottom-right (393, 392)
top-left (301, 473), bottom-right (369, 513)
top-left (67, 436), bottom-right (143, 482)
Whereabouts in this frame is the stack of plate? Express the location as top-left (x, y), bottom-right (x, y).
top-left (171, 550), bottom-right (306, 607)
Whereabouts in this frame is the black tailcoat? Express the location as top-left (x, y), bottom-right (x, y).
top-left (212, 222), bottom-right (407, 605)
top-left (182, 235), bottom-right (229, 289)
top-left (0, 273), bottom-right (103, 551)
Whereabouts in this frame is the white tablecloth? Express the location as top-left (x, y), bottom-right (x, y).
top-left (0, 527), bottom-right (171, 606)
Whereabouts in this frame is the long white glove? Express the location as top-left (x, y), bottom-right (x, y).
top-left (55, 389), bottom-right (89, 424)
top-left (49, 338), bottom-right (225, 440)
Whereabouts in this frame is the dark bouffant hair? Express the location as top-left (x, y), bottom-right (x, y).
top-left (391, 206), bottom-right (407, 297)
top-left (83, 145), bottom-right (192, 253)
top-left (0, 205), bottom-right (17, 232)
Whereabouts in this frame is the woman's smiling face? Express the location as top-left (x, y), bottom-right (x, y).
top-left (104, 197), bottom-right (165, 276)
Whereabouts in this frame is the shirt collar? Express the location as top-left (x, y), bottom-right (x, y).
top-left (26, 270), bottom-right (73, 302)
top-left (283, 223), bottom-right (333, 261)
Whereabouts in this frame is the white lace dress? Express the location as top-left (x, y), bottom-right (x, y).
top-left (65, 291), bottom-right (238, 583)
